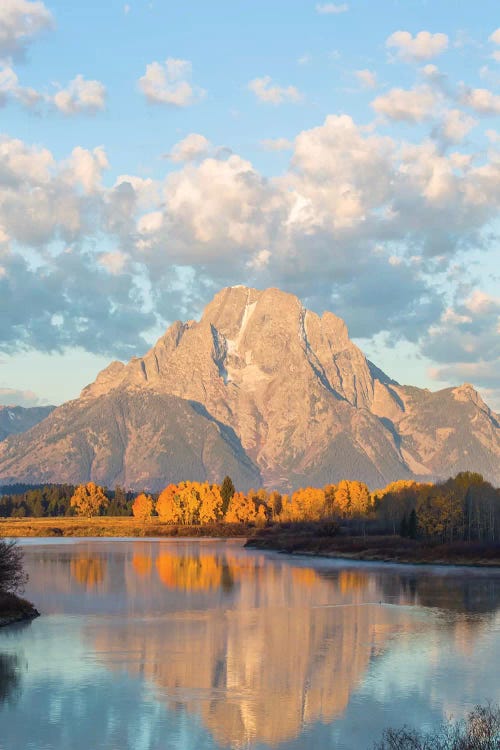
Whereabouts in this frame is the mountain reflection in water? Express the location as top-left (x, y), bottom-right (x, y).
top-left (2, 540), bottom-right (500, 750)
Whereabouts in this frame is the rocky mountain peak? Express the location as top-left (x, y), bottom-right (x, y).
top-left (2, 285), bottom-right (498, 492)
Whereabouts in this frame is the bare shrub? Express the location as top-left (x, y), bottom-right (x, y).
top-left (373, 705), bottom-right (500, 750)
top-left (0, 539), bottom-right (28, 593)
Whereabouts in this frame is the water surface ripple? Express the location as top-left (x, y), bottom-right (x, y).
top-left (1, 539), bottom-right (499, 750)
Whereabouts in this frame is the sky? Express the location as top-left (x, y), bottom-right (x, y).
top-left (0, 0), bottom-right (499, 409)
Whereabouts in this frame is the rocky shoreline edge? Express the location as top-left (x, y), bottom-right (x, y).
top-left (0, 592), bottom-right (39, 628)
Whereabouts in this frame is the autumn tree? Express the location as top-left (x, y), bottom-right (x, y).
top-left (333, 480), bottom-right (351, 517)
top-left (156, 484), bottom-right (182, 524)
top-left (349, 482), bottom-right (372, 517)
top-left (268, 490), bottom-right (283, 519)
top-left (132, 493), bottom-right (154, 521)
top-left (281, 488), bottom-right (326, 521)
top-left (175, 481), bottom-right (202, 524)
top-left (70, 482), bottom-right (108, 518)
top-left (220, 476), bottom-right (235, 516)
top-left (225, 492), bottom-right (257, 523)
top-left (198, 483), bottom-right (223, 524)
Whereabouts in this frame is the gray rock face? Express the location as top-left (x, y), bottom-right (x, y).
top-left (0, 405), bottom-right (54, 442)
top-left (0, 286), bottom-right (499, 490)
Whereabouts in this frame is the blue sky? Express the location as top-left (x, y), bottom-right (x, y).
top-left (0, 0), bottom-right (499, 408)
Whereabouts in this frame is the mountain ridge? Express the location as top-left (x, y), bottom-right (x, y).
top-left (0, 286), bottom-right (498, 491)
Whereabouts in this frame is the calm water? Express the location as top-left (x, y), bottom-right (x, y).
top-left (1, 540), bottom-right (500, 750)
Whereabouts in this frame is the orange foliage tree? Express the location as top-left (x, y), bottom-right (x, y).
top-left (132, 493), bottom-right (154, 521)
top-left (198, 483), bottom-right (223, 524)
top-left (332, 480), bottom-right (372, 518)
top-left (156, 484), bottom-right (182, 523)
top-left (281, 487), bottom-right (327, 521)
top-left (70, 482), bottom-right (108, 517)
top-left (225, 492), bottom-right (258, 523)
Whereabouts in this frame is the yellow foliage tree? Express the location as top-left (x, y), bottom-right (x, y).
top-left (282, 487), bottom-right (326, 521)
top-left (333, 480), bottom-right (351, 517)
top-left (156, 484), bottom-right (182, 523)
top-left (198, 483), bottom-right (223, 524)
top-left (225, 492), bottom-right (257, 523)
top-left (348, 481), bottom-right (372, 517)
top-left (70, 482), bottom-right (108, 517)
top-left (132, 493), bottom-right (154, 521)
top-left (268, 491), bottom-right (283, 519)
top-left (175, 481), bottom-right (202, 524)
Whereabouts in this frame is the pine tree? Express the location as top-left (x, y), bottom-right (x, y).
top-left (408, 508), bottom-right (418, 539)
top-left (400, 514), bottom-right (409, 537)
top-left (220, 476), bottom-right (235, 516)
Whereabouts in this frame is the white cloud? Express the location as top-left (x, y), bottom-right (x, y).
top-left (169, 133), bottom-right (211, 163)
top-left (461, 87), bottom-right (500, 115)
top-left (53, 75), bottom-right (106, 115)
top-left (260, 137), bottom-right (293, 151)
top-left (246, 249), bottom-right (271, 270)
top-left (0, 387), bottom-right (46, 407)
top-left (424, 292), bottom-right (500, 407)
top-left (355, 69), bottom-right (377, 89)
top-left (0, 63), bottom-right (43, 108)
top-left (123, 3), bottom-right (131, 14)
top-left (98, 250), bottom-right (127, 275)
top-left (0, 0), bottom-right (53, 59)
top-left (315, 3), bottom-right (348, 14)
top-left (1, 103), bottom-right (500, 394)
top-left (138, 58), bottom-right (205, 106)
top-left (386, 30), bottom-right (449, 62)
top-left (63, 146), bottom-right (109, 194)
top-left (372, 85), bottom-right (438, 122)
top-left (437, 109), bottom-right (477, 143)
top-left (248, 76), bottom-right (302, 104)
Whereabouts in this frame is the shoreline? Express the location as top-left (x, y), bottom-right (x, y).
top-left (0, 517), bottom-right (255, 539)
top-left (245, 533), bottom-right (500, 569)
top-left (0, 592), bottom-right (39, 628)
top-left (259, 547), bottom-right (500, 569)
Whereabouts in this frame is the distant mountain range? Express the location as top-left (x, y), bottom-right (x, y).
top-left (0, 286), bottom-right (499, 491)
top-left (0, 405), bottom-right (54, 442)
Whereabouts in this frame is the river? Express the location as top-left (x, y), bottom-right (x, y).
top-left (1, 539), bottom-right (499, 749)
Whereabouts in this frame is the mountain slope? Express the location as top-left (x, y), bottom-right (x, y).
top-left (0, 286), bottom-right (498, 490)
top-left (0, 391), bottom-right (261, 492)
top-left (0, 405), bottom-right (55, 442)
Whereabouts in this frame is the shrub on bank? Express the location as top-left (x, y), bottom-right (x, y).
top-left (373, 704), bottom-right (500, 749)
top-left (0, 539), bottom-right (27, 593)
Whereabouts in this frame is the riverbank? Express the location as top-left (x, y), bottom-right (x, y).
top-left (0, 591), bottom-right (39, 628)
top-left (0, 516), bottom-right (257, 538)
top-left (245, 528), bottom-right (500, 567)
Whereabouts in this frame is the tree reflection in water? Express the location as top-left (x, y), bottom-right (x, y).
top-left (0, 652), bottom-right (20, 706)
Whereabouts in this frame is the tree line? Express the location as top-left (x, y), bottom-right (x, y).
top-left (1, 472), bottom-right (499, 543)
top-left (0, 484), bottom-right (135, 518)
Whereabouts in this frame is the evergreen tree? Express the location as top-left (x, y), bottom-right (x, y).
top-left (220, 476), bottom-right (235, 516)
top-left (400, 514), bottom-right (409, 537)
top-left (408, 508), bottom-right (418, 539)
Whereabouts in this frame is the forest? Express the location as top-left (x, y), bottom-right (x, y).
top-left (1, 471), bottom-right (499, 543)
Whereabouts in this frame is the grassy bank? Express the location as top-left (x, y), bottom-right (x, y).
top-left (245, 525), bottom-right (500, 567)
top-left (0, 516), bottom-right (257, 538)
top-left (0, 591), bottom-right (39, 628)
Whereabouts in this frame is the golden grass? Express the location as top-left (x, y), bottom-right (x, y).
top-left (0, 516), bottom-right (252, 538)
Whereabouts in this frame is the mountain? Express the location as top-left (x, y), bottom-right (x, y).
top-left (0, 405), bottom-right (54, 442)
top-left (0, 286), bottom-right (498, 491)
